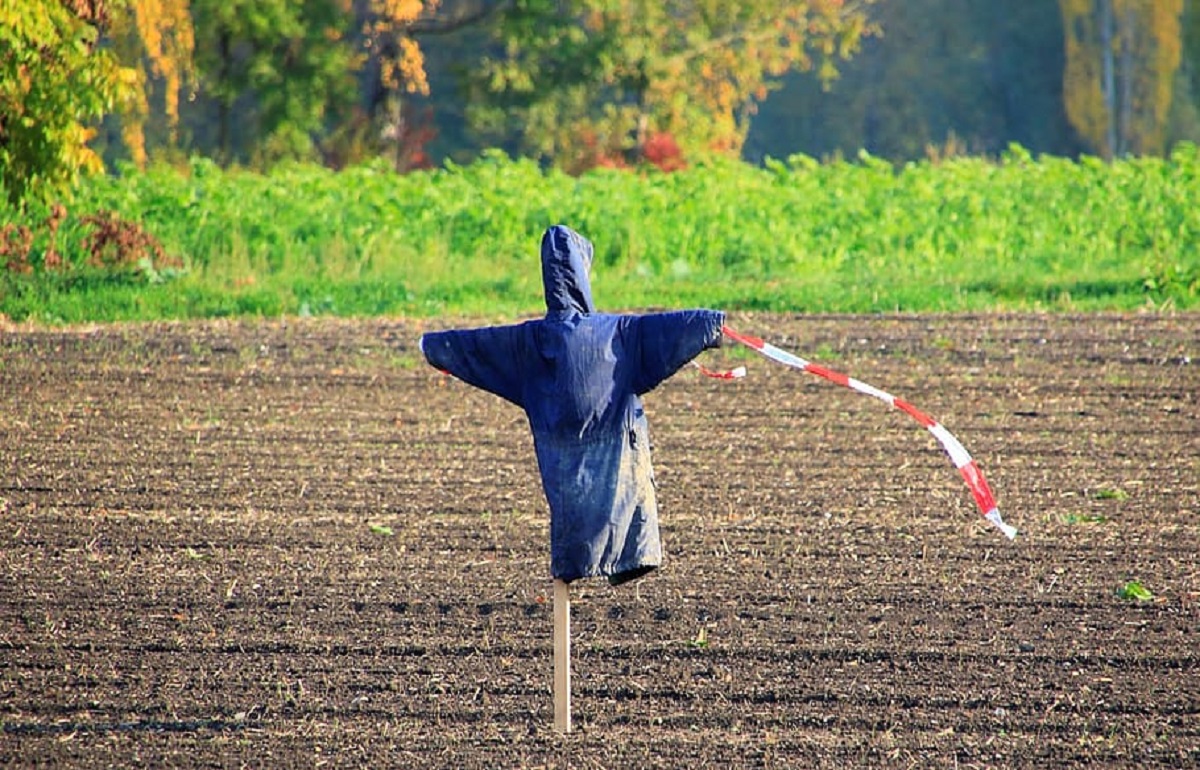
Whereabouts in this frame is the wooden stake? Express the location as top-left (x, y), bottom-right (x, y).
top-left (553, 578), bottom-right (572, 733)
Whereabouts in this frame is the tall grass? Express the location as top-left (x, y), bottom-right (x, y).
top-left (2, 145), bottom-right (1197, 323)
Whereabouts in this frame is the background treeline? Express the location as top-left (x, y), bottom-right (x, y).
top-left (749, 1), bottom-right (1198, 163)
top-left (5, 0), bottom-right (1200, 209)
top-left (105, 0), bottom-right (1200, 167)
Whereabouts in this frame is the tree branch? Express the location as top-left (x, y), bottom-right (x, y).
top-left (409, 0), bottom-right (513, 37)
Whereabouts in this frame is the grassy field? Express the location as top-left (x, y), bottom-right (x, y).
top-left (2, 146), bottom-right (1197, 323)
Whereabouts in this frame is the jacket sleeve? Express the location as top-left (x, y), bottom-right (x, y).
top-left (419, 324), bottom-right (529, 408)
top-left (627, 309), bottom-right (725, 395)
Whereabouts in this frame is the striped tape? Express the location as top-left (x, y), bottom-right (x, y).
top-left (718, 325), bottom-right (1017, 540)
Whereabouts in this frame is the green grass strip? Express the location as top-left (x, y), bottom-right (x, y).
top-left (2, 145), bottom-right (1197, 323)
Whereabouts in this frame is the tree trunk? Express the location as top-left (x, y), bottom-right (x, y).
top-left (218, 29), bottom-right (232, 165)
top-left (392, 92), bottom-right (407, 172)
top-left (1100, 0), bottom-right (1116, 157)
top-left (1117, 1), bottom-right (1135, 156)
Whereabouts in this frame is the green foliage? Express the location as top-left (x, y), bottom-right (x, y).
top-left (2, 147), bottom-right (1198, 323)
top-left (1117, 580), bottom-right (1154, 602)
top-left (0, 1), bottom-right (132, 206)
top-left (189, 0), bottom-right (362, 166)
top-left (467, 0), bottom-right (875, 168)
top-left (1062, 513), bottom-right (1108, 525)
top-left (1093, 487), bottom-right (1130, 501)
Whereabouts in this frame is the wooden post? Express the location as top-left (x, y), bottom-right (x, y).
top-left (553, 578), bottom-right (572, 733)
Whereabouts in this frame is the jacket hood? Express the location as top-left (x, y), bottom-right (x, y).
top-left (541, 225), bottom-right (595, 315)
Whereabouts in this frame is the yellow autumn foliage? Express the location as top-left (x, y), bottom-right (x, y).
top-left (110, 0), bottom-right (196, 167)
top-left (1060, 0), bottom-right (1182, 157)
top-left (367, 0), bottom-right (439, 95)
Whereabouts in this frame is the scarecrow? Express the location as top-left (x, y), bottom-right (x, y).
top-left (418, 225), bottom-right (1014, 732)
top-left (419, 224), bottom-right (724, 587)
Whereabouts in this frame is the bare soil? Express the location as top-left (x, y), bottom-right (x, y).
top-left (1, 313), bottom-right (1197, 769)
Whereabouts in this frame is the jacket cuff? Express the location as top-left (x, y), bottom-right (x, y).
top-left (709, 311), bottom-right (726, 348)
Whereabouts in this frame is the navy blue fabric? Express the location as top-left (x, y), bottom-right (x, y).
top-left (420, 225), bottom-right (724, 584)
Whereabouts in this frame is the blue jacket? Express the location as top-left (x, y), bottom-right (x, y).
top-left (420, 225), bottom-right (724, 584)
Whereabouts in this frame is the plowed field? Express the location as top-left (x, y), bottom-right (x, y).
top-left (2, 313), bottom-right (1197, 768)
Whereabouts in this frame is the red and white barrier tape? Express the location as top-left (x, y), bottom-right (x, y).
top-left (711, 325), bottom-right (1017, 540)
top-left (692, 361), bottom-right (746, 380)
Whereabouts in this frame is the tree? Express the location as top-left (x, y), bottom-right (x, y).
top-left (359, 0), bottom-right (442, 170)
top-left (1060, 0), bottom-right (1184, 157)
top-left (103, 0), bottom-right (483, 169)
top-left (747, 1), bottom-right (1080, 163)
top-left (362, 0), bottom-right (507, 170)
top-left (190, 0), bottom-right (362, 166)
top-left (0, 0), bottom-right (134, 206)
top-left (107, 0), bottom-right (195, 166)
top-left (466, 0), bottom-right (876, 170)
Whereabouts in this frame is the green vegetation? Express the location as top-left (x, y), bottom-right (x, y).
top-left (2, 147), bottom-right (1197, 324)
top-left (1062, 513), bottom-right (1109, 525)
top-left (1117, 580), bottom-right (1155, 602)
top-left (465, 0), bottom-right (872, 167)
top-left (1094, 487), bottom-right (1131, 501)
top-left (0, 2), bottom-right (131, 206)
